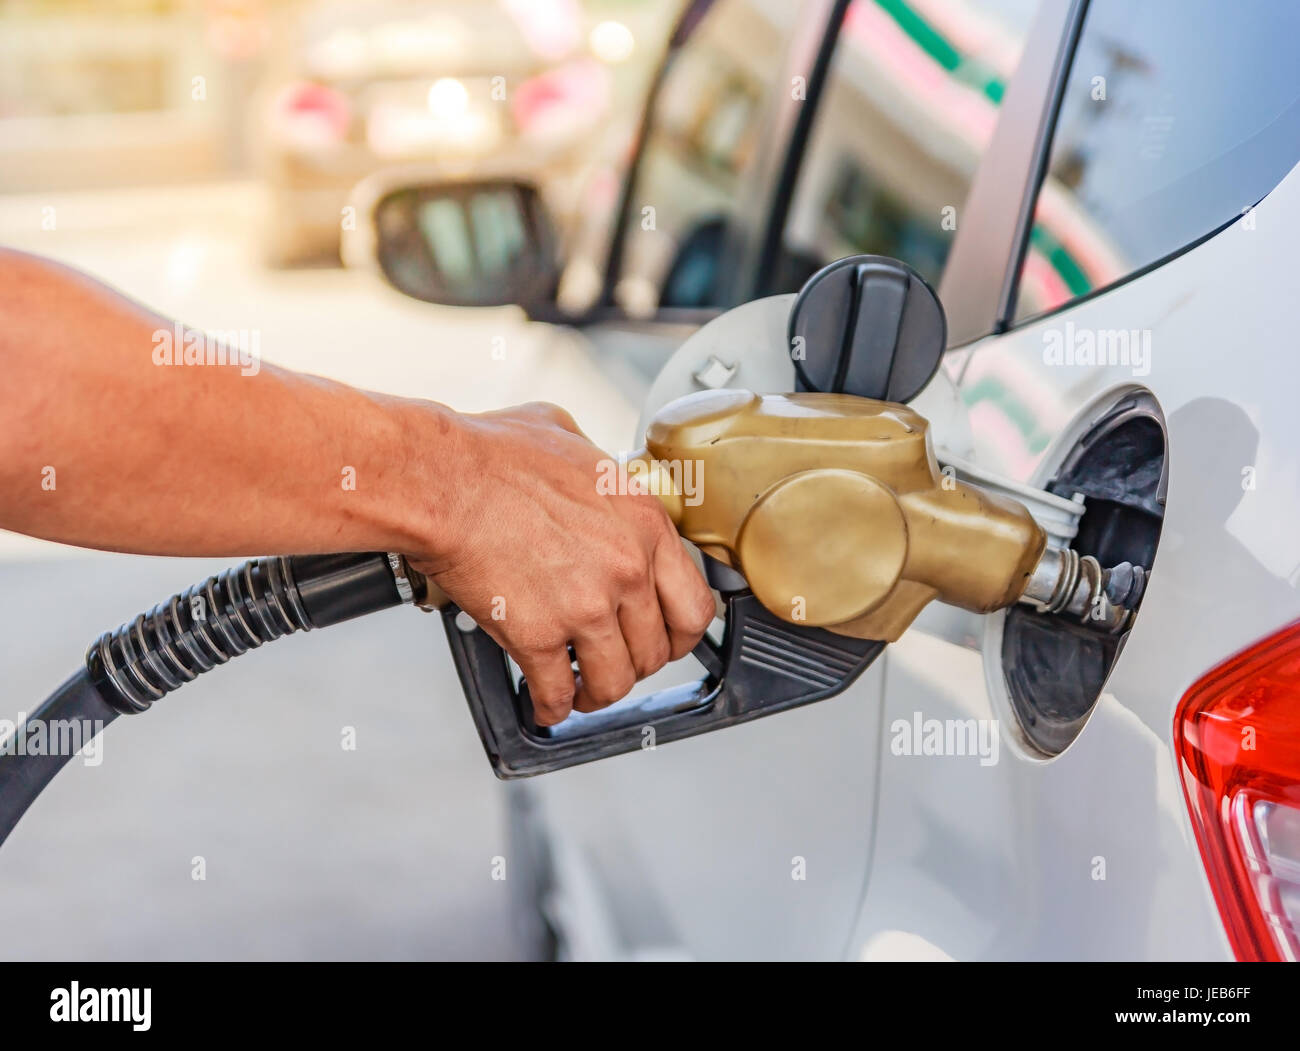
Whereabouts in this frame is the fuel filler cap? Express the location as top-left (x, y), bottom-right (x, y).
top-left (788, 254), bottom-right (947, 404)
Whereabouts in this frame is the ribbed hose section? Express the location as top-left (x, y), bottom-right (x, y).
top-left (86, 556), bottom-right (312, 715)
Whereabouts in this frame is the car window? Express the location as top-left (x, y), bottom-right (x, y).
top-left (611, 0), bottom-right (804, 317)
top-left (1012, 0), bottom-right (1300, 323)
top-left (771, 0), bottom-right (1041, 295)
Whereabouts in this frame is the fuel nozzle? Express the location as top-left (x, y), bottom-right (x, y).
top-left (635, 388), bottom-right (1147, 643)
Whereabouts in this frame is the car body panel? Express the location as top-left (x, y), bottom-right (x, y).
top-left (844, 157), bottom-right (1300, 961)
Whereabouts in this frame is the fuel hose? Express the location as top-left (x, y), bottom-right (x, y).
top-left (0, 552), bottom-right (420, 849)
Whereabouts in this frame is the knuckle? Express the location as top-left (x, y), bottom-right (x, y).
top-left (531, 688), bottom-right (574, 719)
top-left (613, 670), bottom-right (637, 699)
top-left (634, 496), bottom-right (672, 531)
top-left (535, 402), bottom-right (578, 431)
top-left (514, 633), bottom-right (563, 661)
top-left (588, 675), bottom-right (634, 708)
top-left (534, 692), bottom-right (572, 714)
top-left (572, 598), bottom-right (614, 634)
top-left (653, 632), bottom-right (673, 665)
top-left (687, 591), bottom-right (716, 633)
top-left (636, 637), bottom-right (672, 677)
top-left (610, 550), bottom-right (650, 587)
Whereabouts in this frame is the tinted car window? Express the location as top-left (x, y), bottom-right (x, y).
top-left (773, 0), bottom-right (1040, 294)
top-left (1013, 0), bottom-right (1300, 322)
top-left (612, 0), bottom-right (802, 316)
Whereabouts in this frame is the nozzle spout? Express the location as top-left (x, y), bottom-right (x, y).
top-left (1018, 547), bottom-right (1146, 632)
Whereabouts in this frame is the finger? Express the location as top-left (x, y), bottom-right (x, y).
top-left (514, 648), bottom-right (578, 727)
top-left (617, 584), bottom-right (673, 681)
top-left (653, 536), bottom-right (717, 660)
top-left (571, 623), bottom-right (637, 713)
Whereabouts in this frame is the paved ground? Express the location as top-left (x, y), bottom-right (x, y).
top-left (0, 182), bottom-right (643, 959)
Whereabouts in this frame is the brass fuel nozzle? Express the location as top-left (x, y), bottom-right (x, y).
top-left (630, 388), bottom-right (1047, 643)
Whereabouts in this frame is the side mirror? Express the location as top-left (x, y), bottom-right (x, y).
top-left (360, 179), bottom-right (560, 309)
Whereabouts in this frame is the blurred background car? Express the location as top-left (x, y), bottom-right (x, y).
top-left (259, 0), bottom-right (659, 265)
top-left (0, 0), bottom-right (674, 265)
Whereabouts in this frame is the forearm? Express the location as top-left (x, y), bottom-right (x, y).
top-left (0, 250), bottom-right (450, 559)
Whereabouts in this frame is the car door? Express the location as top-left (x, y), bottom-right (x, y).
top-left (529, 0), bottom-right (1049, 961)
top-left (846, 0), bottom-right (1300, 960)
top-left (565, 0), bottom-right (844, 417)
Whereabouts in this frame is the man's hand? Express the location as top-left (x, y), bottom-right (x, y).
top-left (411, 402), bottom-right (715, 726)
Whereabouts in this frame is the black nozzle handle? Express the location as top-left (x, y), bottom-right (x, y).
top-left (444, 591), bottom-right (884, 779)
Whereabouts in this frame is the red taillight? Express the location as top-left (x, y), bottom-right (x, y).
top-left (1175, 621), bottom-right (1300, 961)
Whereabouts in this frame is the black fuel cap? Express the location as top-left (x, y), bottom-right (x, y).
top-left (788, 255), bottom-right (946, 403)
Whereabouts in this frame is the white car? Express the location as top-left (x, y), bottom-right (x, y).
top-left (352, 0), bottom-right (1300, 961)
